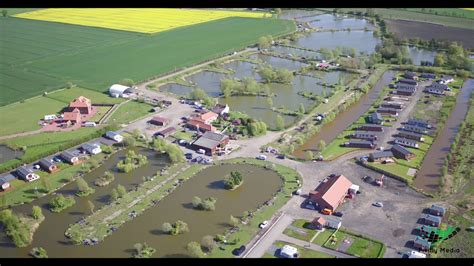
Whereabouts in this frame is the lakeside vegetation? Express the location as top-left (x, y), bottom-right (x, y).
top-left (0, 208), bottom-right (44, 248)
top-left (49, 194), bottom-right (76, 213)
top-left (192, 196), bottom-right (218, 211)
top-left (162, 220), bottom-right (190, 235)
top-left (223, 171), bottom-right (244, 190)
top-left (116, 150), bottom-right (148, 173)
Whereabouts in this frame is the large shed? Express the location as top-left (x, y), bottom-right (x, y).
top-left (109, 84), bottom-right (133, 98)
top-left (191, 131), bottom-right (229, 155)
top-left (308, 174), bottom-right (353, 212)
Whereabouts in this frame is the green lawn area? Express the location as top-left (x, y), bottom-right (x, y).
top-left (403, 8), bottom-right (474, 20)
top-left (171, 131), bottom-right (195, 141)
top-left (323, 229), bottom-right (385, 258)
top-left (366, 161), bottom-right (414, 182)
top-left (107, 101), bottom-right (153, 124)
top-left (0, 153), bottom-right (106, 207)
top-left (282, 219), bottom-right (316, 241)
top-left (0, 127), bottom-right (101, 164)
top-left (438, 212), bottom-right (474, 258)
top-left (0, 96), bottom-right (65, 136)
top-left (210, 158), bottom-right (302, 258)
top-left (46, 87), bottom-right (123, 105)
top-left (265, 241), bottom-right (335, 258)
top-left (89, 106), bottom-right (113, 123)
top-left (320, 129), bottom-right (362, 160)
top-left (312, 229), bottom-right (335, 246)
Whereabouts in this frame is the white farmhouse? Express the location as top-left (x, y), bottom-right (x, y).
top-left (105, 131), bottom-right (124, 143)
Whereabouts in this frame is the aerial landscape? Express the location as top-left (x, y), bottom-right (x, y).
top-left (0, 7), bottom-right (473, 259)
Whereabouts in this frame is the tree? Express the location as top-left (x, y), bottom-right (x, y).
top-left (117, 184), bottom-right (127, 198)
top-left (174, 220), bottom-right (189, 235)
top-left (76, 177), bottom-right (91, 194)
top-left (305, 151), bottom-right (313, 161)
top-left (133, 129), bottom-right (141, 140)
top-left (258, 36), bottom-right (271, 49)
top-left (288, 144), bottom-right (295, 154)
top-left (275, 115), bottom-right (285, 131)
top-left (134, 243), bottom-right (143, 254)
top-left (2, 10), bottom-right (7, 17)
top-left (229, 215), bottom-right (240, 227)
top-left (69, 230), bottom-right (83, 245)
top-left (123, 136), bottom-right (136, 147)
top-left (187, 241), bottom-right (205, 258)
top-left (162, 222), bottom-right (173, 234)
top-left (87, 200), bottom-right (95, 214)
top-left (434, 53), bottom-right (446, 67)
top-left (189, 88), bottom-right (207, 101)
top-left (201, 235), bottom-right (217, 252)
top-left (192, 196), bottom-right (202, 208)
top-left (111, 188), bottom-right (119, 202)
top-left (298, 103), bottom-right (305, 114)
top-left (30, 247), bottom-right (48, 258)
top-left (31, 206), bottom-right (43, 220)
top-left (317, 140), bottom-right (326, 151)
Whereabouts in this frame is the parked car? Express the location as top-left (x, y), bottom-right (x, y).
top-left (53, 157), bottom-right (62, 163)
top-left (333, 212), bottom-right (343, 217)
top-left (33, 164), bottom-right (40, 170)
top-left (197, 149), bottom-right (206, 154)
top-left (304, 204), bottom-right (315, 210)
top-left (185, 153), bottom-right (193, 159)
top-left (373, 202), bottom-right (383, 207)
top-left (321, 208), bottom-right (333, 215)
top-left (232, 245), bottom-right (246, 256)
top-left (329, 174), bottom-right (336, 178)
top-left (259, 221), bottom-right (269, 229)
top-left (293, 189), bottom-right (302, 195)
top-left (178, 139), bottom-right (188, 146)
top-left (196, 156), bottom-right (204, 163)
top-left (277, 154), bottom-right (285, 159)
top-left (467, 226), bottom-right (474, 232)
top-left (256, 154), bottom-right (267, 160)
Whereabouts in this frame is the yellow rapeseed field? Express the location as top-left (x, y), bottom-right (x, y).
top-left (14, 8), bottom-right (268, 34)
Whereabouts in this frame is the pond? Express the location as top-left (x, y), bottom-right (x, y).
top-left (185, 71), bottom-right (227, 97)
top-left (308, 13), bottom-right (375, 30)
top-left (0, 145), bottom-right (23, 164)
top-left (249, 54), bottom-right (309, 71)
top-left (222, 60), bottom-right (262, 81)
top-left (406, 46), bottom-right (437, 66)
top-left (159, 83), bottom-right (194, 96)
top-left (0, 161), bottom-right (283, 257)
top-left (293, 30), bottom-right (381, 55)
top-left (270, 45), bottom-right (322, 60)
top-left (278, 9), bottom-right (324, 21)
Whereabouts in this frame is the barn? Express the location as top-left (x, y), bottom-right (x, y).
top-left (308, 174), bottom-right (353, 212)
top-left (109, 84), bottom-right (133, 98)
top-left (191, 131), bottom-right (229, 155)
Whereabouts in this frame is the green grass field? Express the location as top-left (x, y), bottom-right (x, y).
top-left (403, 8), bottom-right (474, 20)
top-left (265, 241), bottom-right (335, 258)
top-left (0, 96), bottom-right (65, 136)
top-left (323, 229), bottom-right (385, 258)
top-left (1, 8), bottom-right (43, 15)
top-left (282, 219), bottom-right (316, 241)
top-left (107, 101), bottom-right (153, 124)
top-left (312, 229), bottom-right (335, 245)
top-left (46, 87), bottom-right (124, 105)
top-left (366, 161), bottom-right (414, 182)
top-left (28, 18), bottom-right (295, 91)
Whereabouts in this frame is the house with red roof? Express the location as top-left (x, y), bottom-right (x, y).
top-left (308, 175), bottom-right (353, 212)
top-left (63, 108), bottom-right (82, 124)
top-left (186, 118), bottom-right (216, 133)
top-left (198, 111), bottom-right (218, 125)
top-left (69, 96), bottom-right (92, 115)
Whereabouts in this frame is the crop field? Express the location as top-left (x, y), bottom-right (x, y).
top-left (27, 18), bottom-right (295, 91)
top-left (403, 8), bottom-right (474, 20)
top-left (14, 8), bottom-right (269, 34)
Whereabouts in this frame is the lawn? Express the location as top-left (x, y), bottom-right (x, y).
top-left (27, 17), bottom-right (295, 91)
top-left (171, 131), bottom-right (195, 141)
top-left (267, 241), bottom-right (335, 258)
top-left (323, 229), bottom-right (385, 258)
top-left (0, 96), bottom-right (65, 136)
top-left (282, 219), bottom-right (316, 242)
top-left (0, 153), bottom-right (106, 207)
top-left (366, 161), bottom-right (414, 182)
top-left (312, 229), bottom-right (335, 246)
top-left (15, 8), bottom-right (269, 34)
top-left (439, 212), bottom-right (474, 258)
top-left (107, 101), bottom-right (154, 124)
top-left (320, 130), bottom-right (361, 160)
top-left (403, 8), bottom-right (474, 20)
top-left (46, 87), bottom-right (123, 105)
top-left (89, 106), bottom-right (113, 123)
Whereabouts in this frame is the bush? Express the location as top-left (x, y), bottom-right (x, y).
top-left (116, 150), bottom-right (148, 173)
top-left (0, 210), bottom-right (31, 247)
top-left (162, 220), bottom-right (189, 235)
top-left (187, 241), bottom-right (205, 258)
top-left (201, 235), bottom-right (217, 252)
top-left (191, 196), bottom-right (217, 211)
top-left (223, 171), bottom-right (243, 190)
top-left (31, 206), bottom-right (43, 220)
top-left (49, 194), bottom-right (76, 213)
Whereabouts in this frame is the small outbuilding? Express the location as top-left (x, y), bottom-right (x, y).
top-left (39, 158), bottom-right (59, 173)
top-left (155, 127), bottom-right (176, 138)
top-left (60, 150), bottom-right (80, 165)
top-left (0, 178), bottom-right (11, 191)
top-left (148, 116), bottom-right (169, 126)
top-left (280, 245), bottom-right (298, 258)
top-left (17, 166), bottom-right (40, 182)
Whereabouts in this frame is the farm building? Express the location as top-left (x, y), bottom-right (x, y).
top-left (350, 132), bottom-right (377, 141)
top-left (69, 96), bottom-right (92, 115)
top-left (439, 75), bottom-right (454, 85)
top-left (422, 214), bottom-right (441, 227)
top-left (191, 131), bottom-right (229, 155)
top-left (429, 204), bottom-right (446, 217)
top-left (186, 118), bottom-right (216, 133)
top-left (424, 86), bottom-right (445, 96)
top-left (63, 108), bottom-right (82, 124)
top-left (82, 143), bottom-right (102, 155)
top-left (399, 78), bottom-right (418, 85)
top-left (368, 112), bottom-right (383, 125)
top-left (0, 178), bottom-right (11, 191)
top-left (404, 71), bottom-right (418, 80)
top-left (377, 108), bottom-right (399, 116)
top-left (212, 104), bottom-right (230, 116)
top-left (394, 138), bottom-right (419, 149)
top-left (413, 236), bottom-right (431, 250)
top-left (358, 124), bottom-right (383, 132)
top-left (39, 158), bottom-right (59, 173)
top-left (398, 131), bottom-right (425, 142)
top-left (309, 217), bottom-right (326, 230)
top-left (280, 245), bottom-right (298, 258)
top-left (391, 144), bottom-right (416, 160)
top-left (109, 84), bottom-right (133, 98)
top-left (420, 73), bottom-right (436, 79)
top-left (394, 87), bottom-right (415, 96)
top-left (407, 119), bottom-right (432, 129)
top-left (105, 131), bottom-right (123, 142)
top-left (17, 166), bottom-right (40, 182)
top-left (308, 174), bottom-right (353, 212)
top-left (197, 111), bottom-right (219, 124)
top-left (148, 116), bottom-right (169, 126)
top-left (155, 127), bottom-right (176, 138)
top-left (344, 140), bottom-right (375, 149)
top-left (60, 150), bottom-right (80, 165)
top-left (380, 101), bottom-right (404, 110)
top-left (402, 125), bottom-right (429, 134)
top-left (368, 151), bottom-right (394, 163)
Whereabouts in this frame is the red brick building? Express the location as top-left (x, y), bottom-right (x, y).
top-left (308, 175), bottom-right (353, 212)
top-left (69, 96), bottom-right (92, 115)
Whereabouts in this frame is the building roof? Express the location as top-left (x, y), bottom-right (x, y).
top-left (430, 82), bottom-right (448, 90)
top-left (391, 144), bottom-right (414, 157)
top-left (0, 177), bottom-right (10, 185)
top-left (109, 84), bottom-right (132, 95)
top-left (404, 71), bottom-right (417, 78)
top-left (414, 236), bottom-right (431, 248)
top-left (370, 151), bottom-right (394, 159)
top-left (150, 116), bottom-right (169, 124)
top-left (399, 131), bottom-right (424, 138)
top-left (312, 216), bottom-right (326, 225)
top-left (399, 78), bottom-right (417, 84)
top-left (17, 166), bottom-right (32, 177)
top-left (396, 83), bottom-right (416, 91)
top-left (280, 245), bottom-right (298, 258)
top-left (187, 119), bottom-right (216, 132)
top-left (423, 214), bottom-right (442, 223)
top-left (200, 111), bottom-right (218, 121)
top-left (441, 75), bottom-right (453, 81)
top-left (421, 73), bottom-right (435, 77)
top-left (212, 104), bottom-right (229, 114)
top-left (348, 140), bottom-right (374, 145)
top-left (310, 175), bottom-right (353, 210)
top-left (354, 131), bottom-right (376, 137)
top-left (61, 150), bottom-right (78, 161)
top-left (39, 158), bottom-right (55, 169)
top-left (377, 108), bottom-right (399, 113)
top-left (63, 108), bottom-right (81, 121)
top-left (360, 124), bottom-right (383, 128)
top-left (426, 87), bottom-right (445, 93)
top-left (192, 131), bottom-right (229, 149)
top-left (382, 101), bottom-right (404, 106)
top-left (69, 96), bottom-right (91, 108)
top-left (395, 137), bottom-right (418, 145)
top-left (403, 124), bottom-right (427, 132)
top-left (106, 131), bottom-right (121, 138)
top-left (369, 112), bottom-right (383, 120)
top-left (407, 118), bottom-right (430, 126)
top-left (83, 143), bottom-right (100, 150)
top-left (157, 127), bottom-right (176, 136)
